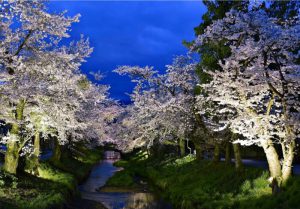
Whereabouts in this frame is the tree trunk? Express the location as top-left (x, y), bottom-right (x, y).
top-left (212, 143), bottom-right (220, 163)
top-left (233, 143), bottom-right (243, 171)
top-left (3, 141), bottom-right (19, 174)
top-left (51, 139), bottom-right (61, 164)
top-left (3, 99), bottom-right (26, 174)
top-left (261, 140), bottom-right (282, 181)
top-left (281, 141), bottom-right (295, 185)
top-left (194, 143), bottom-right (203, 161)
top-left (26, 132), bottom-right (40, 175)
top-left (179, 138), bottom-right (185, 157)
top-left (225, 142), bottom-right (231, 164)
top-left (280, 98), bottom-right (295, 185)
top-left (213, 144), bottom-right (220, 163)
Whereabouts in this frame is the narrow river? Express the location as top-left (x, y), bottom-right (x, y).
top-left (79, 155), bottom-right (172, 209)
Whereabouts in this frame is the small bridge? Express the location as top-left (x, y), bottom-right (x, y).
top-left (104, 151), bottom-right (121, 160)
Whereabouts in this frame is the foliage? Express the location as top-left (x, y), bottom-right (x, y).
top-left (0, 165), bottom-right (73, 209)
top-left (50, 146), bottom-right (103, 182)
top-left (116, 152), bottom-right (300, 209)
top-left (0, 170), bottom-right (18, 188)
top-left (114, 56), bottom-right (203, 151)
top-left (0, 0), bottom-right (119, 173)
top-left (0, 146), bottom-right (102, 209)
top-left (184, 0), bottom-right (249, 84)
top-left (195, 8), bottom-right (300, 183)
top-left (0, 1), bottom-right (299, 207)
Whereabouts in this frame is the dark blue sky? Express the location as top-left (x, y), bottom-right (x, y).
top-left (49, 1), bottom-right (205, 103)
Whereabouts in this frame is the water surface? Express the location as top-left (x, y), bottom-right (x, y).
top-left (79, 158), bottom-right (172, 209)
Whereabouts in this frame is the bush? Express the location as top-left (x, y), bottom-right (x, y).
top-left (0, 170), bottom-right (18, 188)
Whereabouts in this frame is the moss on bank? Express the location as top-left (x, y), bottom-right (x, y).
top-left (108, 152), bottom-right (300, 209)
top-left (0, 146), bottom-right (103, 209)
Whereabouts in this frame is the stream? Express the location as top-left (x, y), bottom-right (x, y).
top-left (78, 152), bottom-right (172, 209)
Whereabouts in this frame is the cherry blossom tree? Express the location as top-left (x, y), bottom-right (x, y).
top-left (0, 40), bottom-right (95, 173)
top-left (0, 1), bottom-right (107, 174)
top-left (194, 9), bottom-right (300, 185)
top-left (74, 81), bottom-right (123, 148)
top-left (114, 56), bottom-right (207, 156)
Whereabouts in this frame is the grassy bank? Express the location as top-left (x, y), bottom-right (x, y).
top-left (0, 146), bottom-right (103, 209)
top-left (108, 151), bottom-right (300, 209)
top-left (51, 146), bottom-right (103, 182)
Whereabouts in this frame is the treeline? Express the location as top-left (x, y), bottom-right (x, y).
top-left (113, 0), bottom-right (300, 191)
top-left (0, 1), bottom-right (120, 176)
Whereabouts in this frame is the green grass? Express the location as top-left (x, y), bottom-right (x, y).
top-left (105, 170), bottom-right (137, 188)
top-left (0, 146), bottom-right (103, 209)
top-left (111, 153), bottom-right (300, 209)
top-left (38, 163), bottom-right (76, 190)
top-left (113, 159), bottom-right (130, 168)
top-left (51, 146), bottom-right (103, 182)
top-left (0, 164), bottom-right (73, 209)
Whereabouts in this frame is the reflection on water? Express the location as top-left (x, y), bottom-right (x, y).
top-left (79, 152), bottom-right (172, 209)
top-left (79, 159), bottom-right (122, 193)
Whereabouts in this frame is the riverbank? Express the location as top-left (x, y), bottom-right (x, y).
top-left (107, 151), bottom-right (300, 209)
top-left (81, 158), bottom-right (172, 209)
top-left (0, 146), bottom-right (105, 209)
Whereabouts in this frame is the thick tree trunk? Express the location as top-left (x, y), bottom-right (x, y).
top-left (281, 141), bottom-right (295, 185)
top-left (233, 143), bottom-right (243, 171)
top-left (51, 139), bottom-right (61, 164)
top-left (212, 143), bottom-right (220, 163)
top-left (26, 132), bottom-right (40, 175)
top-left (261, 138), bottom-right (295, 190)
top-left (280, 98), bottom-right (295, 185)
top-left (261, 140), bottom-right (282, 181)
top-left (179, 138), bottom-right (185, 157)
top-left (3, 141), bottom-right (19, 174)
top-left (225, 142), bottom-right (231, 164)
top-left (3, 99), bottom-right (26, 174)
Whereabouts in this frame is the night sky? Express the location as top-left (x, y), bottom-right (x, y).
top-left (49, 1), bottom-right (205, 103)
